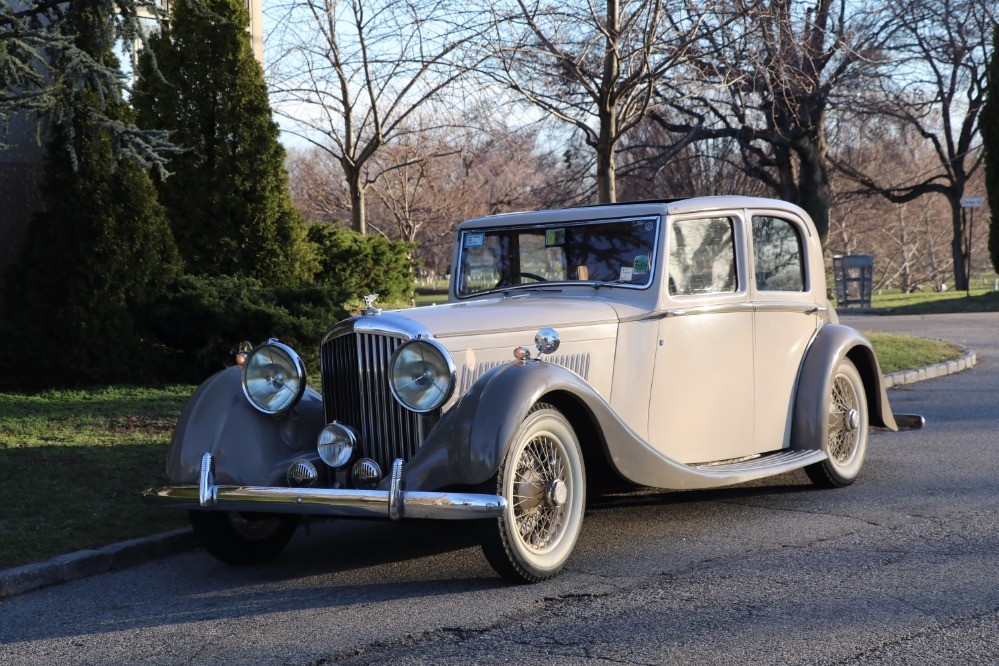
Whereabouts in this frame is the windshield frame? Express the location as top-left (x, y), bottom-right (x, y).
top-left (453, 214), bottom-right (662, 299)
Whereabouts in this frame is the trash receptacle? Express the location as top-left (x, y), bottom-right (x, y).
top-left (832, 254), bottom-right (873, 308)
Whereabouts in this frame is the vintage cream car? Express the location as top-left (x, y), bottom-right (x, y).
top-left (146, 197), bottom-right (923, 583)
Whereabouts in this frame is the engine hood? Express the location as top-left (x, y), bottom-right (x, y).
top-left (379, 295), bottom-right (619, 339)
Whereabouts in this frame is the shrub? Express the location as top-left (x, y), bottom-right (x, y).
top-left (308, 224), bottom-right (417, 306)
top-left (139, 275), bottom-right (348, 383)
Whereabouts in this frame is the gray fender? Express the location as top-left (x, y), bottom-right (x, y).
top-left (791, 323), bottom-right (898, 452)
top-left (402, 360), bottom-right (735, 491)
top-left (166, 366), bottom-right (326, 486)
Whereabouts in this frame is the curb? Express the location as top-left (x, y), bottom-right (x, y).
top-left (882, 344), bottom-right (977, 389)
top-left (0, 344), bottom-right (979, 602)
top-left (0, 528), bottom-right (196, 601)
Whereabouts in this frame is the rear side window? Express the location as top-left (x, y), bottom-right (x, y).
top-left (752, 216), bottom-right (805, 292)
top-left (668, 217), bottom-right (738, 295)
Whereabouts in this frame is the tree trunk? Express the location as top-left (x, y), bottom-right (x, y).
top-left (949, 200), bottom-right (968, 290)
top-left (795, 139), bottom-right (830, 243)
top-left (596, 0), bottom-right (619, 204)
top-left (596, 134), bottom-right (617, 203)
top-left (348, 170), bottom-right (367, 235)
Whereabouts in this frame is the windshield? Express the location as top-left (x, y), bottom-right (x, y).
top-left (456, 216), bottom-right (659, 297)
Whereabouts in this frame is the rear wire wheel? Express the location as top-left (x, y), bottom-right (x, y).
top-left (480, 404), bottom-right (585, 583)
top-left (806, 358), bottom-right (869, 488)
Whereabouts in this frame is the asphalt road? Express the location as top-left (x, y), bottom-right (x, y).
top-left (1, 313), bottom-right (997, 665)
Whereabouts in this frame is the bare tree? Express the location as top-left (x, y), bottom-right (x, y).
top-left (483, 0), bottom-right (713, 203)
top-left (652, 0), bottom-right (898, 242)
top-left (265, 0), bottom-right (485, 234)
top-left (832, 0), bottom-right (994, 290)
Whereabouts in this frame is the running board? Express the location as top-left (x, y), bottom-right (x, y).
top-left (688, 449), bottom-right (827, 484)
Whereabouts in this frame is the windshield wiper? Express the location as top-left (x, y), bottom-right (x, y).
top-left (501, 285), bottom-right (563, 296)
top-left (591, 280), bottom-right (630, 290)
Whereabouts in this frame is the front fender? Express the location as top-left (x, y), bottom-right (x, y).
top-left (791, 324), bottom-right (898, 452)
top-left (166, 366), bottom-right (326, 486)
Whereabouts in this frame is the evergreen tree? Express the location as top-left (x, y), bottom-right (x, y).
top-left (0, 1), bottom-right (181, 387)
top-left (983, 24), bottom-right (999, 275)
top-left (132, 0), bottom-right (314, 285)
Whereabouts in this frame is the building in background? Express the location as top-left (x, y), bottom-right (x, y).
top-left (0, 0), bottom-right (263, 315)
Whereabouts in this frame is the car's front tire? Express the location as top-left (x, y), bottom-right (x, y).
top-left (480, 404), bottom-right (585, 583)
top-left (188, 511), bottom-right (300, 565)
top-left (806, 358), bottom-right (869, 488)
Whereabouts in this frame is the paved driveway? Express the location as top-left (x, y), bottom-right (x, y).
top-left (1, 313), bottom-right (996, 664)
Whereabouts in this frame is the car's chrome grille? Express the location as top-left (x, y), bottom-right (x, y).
top-left (320, 332), bottom-right (435, 472)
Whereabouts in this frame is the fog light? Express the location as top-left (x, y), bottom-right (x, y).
top-left (317, 422), bottom-right (357, 468)
top-left (352, 458), bottom-right (382, 490)
top-left (287, 459), bottom-right (318, 487)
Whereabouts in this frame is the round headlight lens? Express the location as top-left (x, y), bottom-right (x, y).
top-left (241, 340), bottom-right (307, 415)
top-left (389, 339), bottom-right (455, 413)
top-left (317, 423), bottom-right (357, 468)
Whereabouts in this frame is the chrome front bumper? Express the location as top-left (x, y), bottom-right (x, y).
top-left (143, 453), bottom-right (506, 521)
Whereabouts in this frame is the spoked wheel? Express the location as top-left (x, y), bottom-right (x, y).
top-left (806, 358), bottom-right (869, 488)
top-left (480, 404), bottom-right (585, 583)
top-left (189, 510), bottom-right (300, 565)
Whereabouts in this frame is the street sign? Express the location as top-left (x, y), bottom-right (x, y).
top-left (961, 196), bottom-right (983, 208)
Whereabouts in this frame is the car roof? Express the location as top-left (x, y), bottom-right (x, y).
top-left (457, 196), bottom-right (812, 230)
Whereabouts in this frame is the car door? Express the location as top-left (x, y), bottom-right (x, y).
top-left (748, 211), bottom-right (821, 451)
top-left (648, 212), bottom-right (756, 464)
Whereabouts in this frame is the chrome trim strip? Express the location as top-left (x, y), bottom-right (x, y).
top-left (619, 302), bottom-right (826, 323)
top-left (755, 302), bottom-right (827, 315)
top-left (434, 319), bottom-right (619, 339)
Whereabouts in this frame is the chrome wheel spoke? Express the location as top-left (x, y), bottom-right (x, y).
top-left (511, 433), bottom-right (570, 552)
top-left (827, 376), bottom-right (859, 464)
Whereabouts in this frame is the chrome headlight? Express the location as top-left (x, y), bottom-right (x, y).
top-left (240, 339), bottom-right (307, 415)
top-left (388, 339), bottom-right (455, 413)
top-left (317, 422), bottom-right (357, 468)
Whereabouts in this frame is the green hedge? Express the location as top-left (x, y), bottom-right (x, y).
top-left (309, 224), bottom-right (417, 305)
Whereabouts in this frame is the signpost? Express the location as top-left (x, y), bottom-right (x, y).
top-left (961, 196), bottom-right (983, 298)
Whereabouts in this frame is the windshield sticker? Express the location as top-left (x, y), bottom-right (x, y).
top-left (634, 254), bottom-right (650, 274)
top-left (464, 232), bottom-right (485, 248)
top-left (545, 228), bottom-right (566, 247)
top-left (620, 266), bottom-right (634, 282)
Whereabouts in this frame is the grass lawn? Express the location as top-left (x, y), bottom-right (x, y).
top-left (0, 385), bottom-right (194, 569)
top-left (835, 284), bottom-right (999, 315)
top-left (0, 330), bottom-right (966, 570)
top-left (864, 332), bottom-right (964, 374)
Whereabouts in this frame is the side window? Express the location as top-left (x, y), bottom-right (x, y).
top-left (752, 216), bottom-right (805, 292)
top-left (668, 217), bottom-right (738, 296)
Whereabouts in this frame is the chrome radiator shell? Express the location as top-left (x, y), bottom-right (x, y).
top-left (320, 330), bottom-right (437, 472)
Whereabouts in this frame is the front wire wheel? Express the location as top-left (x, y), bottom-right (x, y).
top-left (189, 511), bottom-right (300, 565)
top-left (806, 358), bottom-right (870, 488)
top-left (480, 404), bottom-right (586, 583)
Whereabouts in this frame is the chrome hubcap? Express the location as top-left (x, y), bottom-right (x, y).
top-left (548, 479), bottom-right (568, 507)
top-left (846, 408), bottom-right (860, 432)
top-left (828, 375), bottom-right (860, 464)
top-left (512, 435), bottom-right (569, 552)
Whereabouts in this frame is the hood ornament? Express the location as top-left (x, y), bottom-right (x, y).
top-left (363, 294), bottom-right (381, 316)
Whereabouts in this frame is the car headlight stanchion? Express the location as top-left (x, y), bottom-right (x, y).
top-left (388, 339), bottom-right (456, 413)
top-left (240, 339), bottom-right (307, 415)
